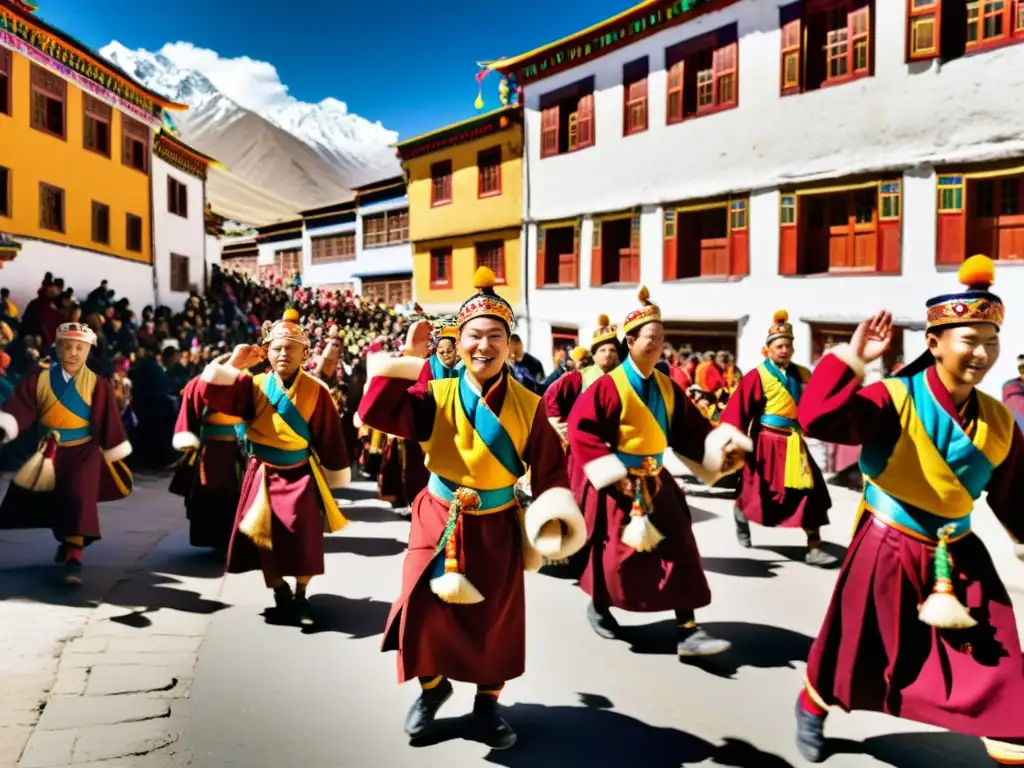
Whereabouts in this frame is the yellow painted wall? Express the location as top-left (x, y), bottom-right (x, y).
top-left (0, 51), bottom-right (152, 263)
top-left (405, 126), bottom-right (522, 244)
top-left (414, 229), bottom-right (521, 307)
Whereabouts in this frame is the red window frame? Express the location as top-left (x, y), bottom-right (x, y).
top-left (780, 4), bottom-right (803, 94)
top-left (539, 77), bottom-right (595, 158)
top-left (622, 57), bottom-right (649, 136)
top-left (665, 24), bottom-right (739, 125)
top-left (0, 48), bottom-right (9, 117)
top-left (907, 0), bottom-right (941, 60)
top-left (475, 240), bottom-right (506, 283)
top-left (822, 3), bottom-right (872, 86)
top-left (429, 247), bottom-right (452, 287)
top-left (430, 160), bottom-right (452, 206)
top-left (966, 0), bottom-right (1024, 52)
top-left (477, 147), bottom-right (502, 198)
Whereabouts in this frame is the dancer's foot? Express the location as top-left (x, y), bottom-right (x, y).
top-left (805, 547), bottom-right (839, 568)
top-left (404, 678), bottom-right (453, 737)
top-left (64, 559), bottom-right (83, 586)
top-left (294, 595), bottom-right (315, 627)
top-left (472, 696), bottom-right (517, 750)
top-left (677, 627), bottom-right (731, 657)
top-left (586, 602), bottom-right (620, 640)
top-left (795, 698), bottom-right (826, 762)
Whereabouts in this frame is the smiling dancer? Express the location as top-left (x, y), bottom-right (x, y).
top-left (719, 309), bottom-right (835, 566)
top-left (358, 267), bottom-right (586, 749)
top-left (198, 309), bottom-right (350, 627)
top-left (794, 256), bottom-right (1024, 765)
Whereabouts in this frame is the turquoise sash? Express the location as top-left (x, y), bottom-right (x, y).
top-left (201, 423), bottom-right (238, 440)
top-left (248, 374), bottom-right (312, 466)
top-left (456, 370), bottom-right (525, 479)
top-left (764, 358), bottom-right (803, 402)
top-left (623, 356), bottom-right (669, 439)
top-left (616, 451), bottom-right (663, 470)
top-left (864, 482), bottom-right (972, 541)
top-left (48, 364), bottom-right (92, 442)
top-left (427, 473), bottom-right (516, 510)
top-left (429, 355), bottom-right (457, 380)
top-left (761, 414), bottom-right (801, 430)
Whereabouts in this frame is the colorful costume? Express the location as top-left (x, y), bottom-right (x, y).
top-left (0, 322), bottom-right (132, 584)
top-left (567, 287), bottom-right (750, 655)
top-left (720, 309), bottom-right (834, 565)
top-left (357, 267), bottom-right (585, 748)
top-left (170, 375), bottom-right (246, 550)
top-left (198, 309), bottom-right (350, 621)
top-left (795, 256), bottom-right (1024, 765)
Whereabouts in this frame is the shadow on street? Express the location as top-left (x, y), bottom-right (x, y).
top-left (260, 593), bottom-right (391, 638)
top-left (757, 540), bottom-right (848, 567)
top-left (827, 731), bottom-right (991, 766)
top-left (701, 556), bottom-right (785, 579)
top-left (323, 535), bottom-right (408, 557)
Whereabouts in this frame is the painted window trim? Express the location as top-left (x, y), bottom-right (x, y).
top-left (29, 64), bottom-right (67, 141)
top-left (430, 160), bottom-right (453, 207)
top-left (429, 247), bottom-right (452, 287)
top-left (906, 0), bottom-right (941, 61)
top-left (665, 24), bottom-right (740, 125)
top-left (936, 174), bottom-right (965, 213)
top-left (965, 0), bottom-right (1024, 55)
top-left (125, 213), bottom-right (144, 253)
top-left (537, 220), bottom-right (581, 289)
top-left (477, 146), bottom-right (503, 199)
top-left (474, 239), bottom-right (507, 284)
top-left (878, 180), bottom-right (902, 221)
top-left (38, 181), bottom-right (65, 233)
top-left (622, 56), bottom-right (649, 137)
top-left (90, 200), bottom-right (110, 245)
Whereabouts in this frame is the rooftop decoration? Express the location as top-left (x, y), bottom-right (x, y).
top-left (154, 129), bottom-right (222, 180)
top-left (9, 0), bottom-right (37, 12)
top-left (474, 60), bottom-right (520, 111)
top-left (492, 0), bottom-right (730, 85)
top-left (0, 233), bottom-right (23, 266)
top-left (395, 106), bottom-right (520, 161)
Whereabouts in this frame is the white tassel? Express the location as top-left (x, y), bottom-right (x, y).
top-left (13, 451), bottom-right (56, 492)
top-left (621, 514), bottom-right (664, 553)
top-left (429, 572), bottom-right (484, 604)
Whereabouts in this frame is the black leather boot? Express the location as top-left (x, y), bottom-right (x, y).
top-left (587, 602), bottom-right (620, 640)
top-left (795, 698), bottom-right (826, 762)
top-left (472, 695), bottom-right (516, 750)
top-left (404, 678), bottom-right (453, 737)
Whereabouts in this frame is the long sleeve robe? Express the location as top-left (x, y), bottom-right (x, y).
top-left (376, 357), bottom-right (432, 508)
top-left (799, 346), bottom-right (1024, 742)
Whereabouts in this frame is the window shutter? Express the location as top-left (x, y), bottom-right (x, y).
top-left (663, 209), bottom-right (677, 281)
top-left (576, 93), bottom-right (594, 149)
top-left (179, 184), bottom-right (188, 217)
top-left (779, 194), bottom-right (799, 275)
top-left (712, 42), bottom-right (738, 107)
top-left (728, 199), bottom-right (750, 276)
top-left (122, 132), bottom-right (132, 165)
top-left (780, 11), bottom-right (802, 94)
top-left (536, 227), bottom-right (548, 288)
top-left (878, 181), bottom-right (902, 274)
top-left (666, 61), bottom-right (684, 124)
top-left (628, 216), bottom-right (641, 283)
top-left (540, 106), bottom-right (559, 158)
top-left (907, 0), bottom-right (941, 61)
top-left (848, 6), bottom-right (871, 74)
top-left (569, 220), bottom-right (581, 287)
top-left (936, 175), bottom-right (966, 265)
top-left (590, 219), bottom-right (603, 286)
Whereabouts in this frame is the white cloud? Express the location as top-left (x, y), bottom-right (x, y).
top-left (157, 42), bottom-right (299, 115)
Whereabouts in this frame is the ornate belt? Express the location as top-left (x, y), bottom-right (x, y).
top-left (760, 414), bottom-right (801, 432)
top-left (248, 441), bottom-right (309, 469)
top-left (427, 473), bottom-right (515, 514)
top-left (42, 425), bottom-right (91, 446)
top-left (863, 482), bottom-right (972, 543)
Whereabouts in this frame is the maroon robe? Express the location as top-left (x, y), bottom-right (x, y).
top-left (377, 358), bottom-right (431, 507)
top-left (719, 366), bottom-right (831, 529)
top-left (358, 363), bottom-right (570, 684)
top-left (170, 377), bottom-right (246, 549)
top-left (198, 364), bottom-right (350, 577)
top-left (543, 369), bottom-right (584, 422)
top-left (800, 351), bottom-right (1024, 743)
top-left (0, 368), bottom-right (131, 542)
top-left (567, 369), bottom-right (719, 612)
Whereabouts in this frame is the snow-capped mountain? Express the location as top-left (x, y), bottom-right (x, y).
top-left (99, 42), bottom-right (401, 215)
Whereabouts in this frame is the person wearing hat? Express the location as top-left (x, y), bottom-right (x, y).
top-left (544, 314), bottom-right (621, 448)
top-left (793, 255), bottom-right (1024, 765)
top-left (1000, 353), bottom-right (1024, 432)
top-left (566, 286), bottom-right (751, 658)
top-left (169, 354), bottom-right (247, 552)
top-left (198, 307), bottom-right (351, 628)
top-left (719, 309), bottom-right (835, 567)
top-left (0, 322), bottom-right (133, 585)
top-left (358, 266), bottom-right (586, 749)
top-left (421, 317), bottom-right (461, 382)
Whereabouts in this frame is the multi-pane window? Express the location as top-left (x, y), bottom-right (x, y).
top-left (430, 247), bottom-right (452, 287)
top-left (666, 25), bottom-right (739, 124)
top-left (126, 214), bottom-right (143, 252)
top-left (30, 65), bottom-right (66, 139)
top-left (170, 254), bottom-right (190, 292)
top-left (477, 147), bottom-right (502, 197)
top-left (39, 183), bottom-right (65, 232)
top-left (779, 2), bottom-right (873, 94)
top-left (622, 57), bottom-right (649, 136)
top-left (311, 232), bottom-right (356, 263)
top-left (475, 240), bottom-right (506, 283)
top-left (362, 209), bottom-right (408, 247)
top-left (122, 116), bottom-right (149, 173)
top-left (938, 175), bottom-right (965, 212)
top-left (83, 95), bottom-right (111, 157)
top-left (91, 201), bottom-right (110, 245)
top-left (907, 0), bottom-right (1023, 61)
top-left (430, 161), bottom-right (452, 206)
top-left (1, 49), bottom-right (12, 117)
top-left (168, 176), bottom-right (188, 217)
top-left (540, 77), bottom-right (595, 158)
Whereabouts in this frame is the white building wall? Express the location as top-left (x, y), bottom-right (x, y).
top-left (521, 0), bottom-right (1024, 396)
top-left (257, 235), bottom-right (303, 272)
top-left (151, 155), bottom-right (207, 312)
top-left (301, 220), bottom-right (357, 288)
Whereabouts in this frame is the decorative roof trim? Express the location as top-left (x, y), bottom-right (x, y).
top-left (154, 131), bottom-right (219, 180)
top-left (492, 0), bottom-right (738, 86)
top-left (395, 106), bottom-right (520, 161)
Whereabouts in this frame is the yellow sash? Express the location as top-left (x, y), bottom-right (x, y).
top-left (756, 362), bottom-right (813, 489)
top-left (36, 365), bottom-right (96, 445)
top-left (608, 364), bottom-right (675, 458)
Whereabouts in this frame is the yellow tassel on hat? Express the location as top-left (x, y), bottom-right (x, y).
top-left (773, 309), bottom-right (789, 324)
top-left (958, 254), bottom-right (996, 290)
top-left (283, 307), bottom-right (300, 322)
top-left (569, 346), bottom-right (588, 363)
top-left (597, 313), bottom-right (610, 327)
top-left (473, 266), bottom-right (497, 290)
top-left (638, 285), bottom-right (650, 304)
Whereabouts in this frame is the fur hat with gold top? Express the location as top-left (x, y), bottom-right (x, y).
top-left (766, 309), bottom-right (794, 345)
top-left (926, 254), bottom-right (1004, 330)
top-left (622, 286), bottom-right (661, 335)
top-left (433, 316), bottom-right (459, 340)
top-left (260, 307), bottom-right (310, 347)
top-left (458, 267), bottom-right (514, 332)
top-left (591, 313), bottom-right (618, 352)
top-left (56, 322), bottom-right (97, 346)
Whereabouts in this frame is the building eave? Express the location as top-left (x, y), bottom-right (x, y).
top-left (394, 106), bottom-right (521, 161)
top-left (352, 175), bottom-right (405, 195)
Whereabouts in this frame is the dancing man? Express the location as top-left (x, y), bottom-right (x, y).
top-left (794, 256), bottom-right (1024, 765)
top-left (720, 309), bottom-right (835, 566)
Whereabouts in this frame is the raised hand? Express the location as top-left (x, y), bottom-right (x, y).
top-left (405, 319), bottom-right (433, 359)
top-left (228, 343), bottom-right (265, 370)
top-left (850, 311), bottom-right (893, 363)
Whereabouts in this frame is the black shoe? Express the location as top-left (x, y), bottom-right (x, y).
top-left (805, 548), bottom-right (839, 568)
top-left (795, 698), bottom-right (826, 762)
top-left (677, 627), bottom-right (731, 657)
top-left (294, 595), bottom-right (315, 627)
top-left (54, 543), bottom-right (68, 563)
top-left (273, 584), bottom-right (294, 614)
top-left (64, 559), bottom-right (82, 586)
top-left (733, 507), bottom-right (752, 548)
top-left (587, 603), bottom-right (620, 640)
top-left (472, 696), bottom-right (517, 750)
top-left (404, 678), bottom-right (453, 737)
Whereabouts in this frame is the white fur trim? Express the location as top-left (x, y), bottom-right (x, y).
top-left (826, 343), bottom-right (867, 380)
top-left (172, 431), bottom-right (201, 451)
top-left (0, 411), bottom-right (19, 444)
top-left (583, 453), bottom-right (628, 490)
top-left (367, 353), bottom-right (424, 383)
top-left (682, 423), bottom-right (753, 486)
top-left (352, 411), bottom-right (363, 430)
top-left (103, 440), bottom-right (133, 463)
top-left (523, 487), bottom-right (588, 561)
top-left (519, 507), bottom-right (544, 572)
top-left (200, 361), bottom-right (242, 386)
top-left (323, 466), bottom-right (351, 489)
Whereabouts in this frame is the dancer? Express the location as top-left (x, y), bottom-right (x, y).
top-left (794, 256), bottom-right (1024, 765)
top-left (720, 309), bottom-right (835, 566)
top-left (0, 322), bottom-right (132, 585)
top-left (567, 287), bottom-right (750, 656)
top-left (198, 309), bottom-right (350, 627)
top-left (170, 355), bottom-right (246, 551)
top-left (358, 267), bottom-right (586, 749)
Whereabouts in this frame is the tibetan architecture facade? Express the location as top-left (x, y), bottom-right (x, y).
top-left (0, 0), bottom-right (186, 310)
top-left (397, 105), bottom-right (523, 314)
top-left (152, 129), bottom-right (218, 308)
top-left (255, 219), bottom-right (303, 284)
top-left (493, 0), bottom-right (1024, 394)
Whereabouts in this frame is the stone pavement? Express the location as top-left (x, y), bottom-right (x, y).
top-left (0, 472), bottom-right (227, 768)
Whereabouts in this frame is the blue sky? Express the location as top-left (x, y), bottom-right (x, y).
top-left (35, 0), bottom-right (632, 139)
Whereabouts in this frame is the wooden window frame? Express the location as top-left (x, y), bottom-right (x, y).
top-left (780, 4), bottom-right (803, 94)
top-left (539, 77), bottom-right (595, 158)
top-left (622, 57), bottom-right (649, 136)
top-left (937, 174), bottom-right (965, 213)
top-left (429, 247), bottom-right (452, 288)
top-left (125, 213), bottom-right (143, 252)
top-left (665, 24), bottom-right (739, 125)
top-left (965, 0), bottom-right (1024, 53)
top-left (780, 194), bottom-right (798, 226)
top-left (537, 222), bottom-right (580, 288)
top-left (82, 94), bottom-right (112, 158)
top-left (879, 181), bottom-right (902, 220)
top-left (362, 212), bottom-right (386, 248)
top-left (729, 199), bottom-right (748, 230)
top-left (363, 209), bottom-right (409, 248)
top-left (386, 208), bottom-right (409, 244)
top-left (167, 176), bottom-right (188, 218)
top-left (823, 4), bottom-right (872, 87)
top-left (273, 248), bottom-right (302, 276)
top-left (475, 240), bottom-right (506, 284)
top-left (907, 0), bottom-right (941, 60)
top-left (477, 147), bottom-right (502, 198)
top-left (29, 64), bottom-right (66, 140)
top-left (91, 201), bottom-right (110, 245)
top-left (0, 48), bottom-right (10, 117)
top-left (169, 253), bottom-right (190, 293)
top-left (0, 165), bottom-right (10, 219)
top-left (122, 116), bottom-right (150, 175)
top-left (783, 1), bottom-right (874, 94)
top-left (39, 182), bottom-right (65, 233)
top-left (430, 160), bottom-right (452, 206)
top-left (311, 232), bottom-right (356, 263)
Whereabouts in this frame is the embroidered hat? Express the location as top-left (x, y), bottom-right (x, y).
top-left (591, 313), bottom-right (618, 352)
top-left (56, 322), bottom-right (97, 346)
top-left (926, 254), bottom-right (1004, 330)
top-left (622, 286), bottom-right (661, 335)
top-left (569, 345), bottom-right (589, 364)
top-left (458, 267), bottom-right (514, 331)
top-left (766, 309), bottom-right (794, 345)
top-left (434, 316), bottom-right (459, 340)
top-left (260, 307), bottom-right (310, 347)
